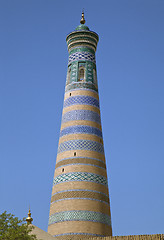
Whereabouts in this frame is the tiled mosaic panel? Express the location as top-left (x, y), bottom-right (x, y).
top-left (68, 51), bottom-right (96, 64)
top-left (60, 125), bottom-right (102, 138)
top-left (51, 189), bottom-right (109, 203)
top-left (58, 139), bottom-right (104, 154)
top-left (49, 210), bottom-right (111, 226)
top-left (70, 64), bottom-right (78, 82)
top-left (65, 82), bottom-right (98, 93)
top-left (53, 172), bottom-right (108, 186)
top-left (64, 96), bottom-right (99, 109)
top-left (62, 110), bottom-right (101, 124)
top-left (87, 63), bottom-right (94, 83)
top-left (70, 47), bottom-right (95, 56)
top-left (56, 157), bottom-right (106, 169)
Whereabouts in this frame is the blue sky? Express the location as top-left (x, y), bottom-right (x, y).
top-left (0, 0), bottom-right (164, 236)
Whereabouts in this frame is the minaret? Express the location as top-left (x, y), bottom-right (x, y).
top-left (48, 12), bottom-right (112, 239)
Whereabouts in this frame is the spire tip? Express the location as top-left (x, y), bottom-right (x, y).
top-left (80, 10), bottom-right (85, 24)
top-left (26, 207), bottom-right (33, 225)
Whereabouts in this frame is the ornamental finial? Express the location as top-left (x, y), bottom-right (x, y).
top-left (80, 10), bottom-right (85, 24)
top-left (26, 207), bottom-right (33, 225)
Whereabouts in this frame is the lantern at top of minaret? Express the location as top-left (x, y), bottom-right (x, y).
top-left (65, 11), bottom-right (99, 93)
top-left (48, 12), bottom-right (112, 239)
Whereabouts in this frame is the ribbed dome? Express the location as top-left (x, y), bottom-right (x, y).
top-left (75, 24), bottom-right (90, 31)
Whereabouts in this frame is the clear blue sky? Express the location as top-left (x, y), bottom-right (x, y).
top-left (0, 0), bottom-right (164, 236)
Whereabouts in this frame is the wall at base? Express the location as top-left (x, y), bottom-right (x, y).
top-left (31, 226), bottom-right (164, 240)
top-left (54, 235), bottom-right (164, 240)
top-left (91, 235), bottom-right (164, 240)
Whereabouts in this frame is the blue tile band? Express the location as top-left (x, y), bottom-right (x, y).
top-left (49, 210), bottom-right (111, 226)
top-left (60, 125), bottom-right (102, 138)
top-left (64, 95), bottom-right (99, 109)
top-left (53, 172), bottom-right (108, 186)
top-left (68, 51), bottom-right (96, 64)
top-left (58, 139), bottom-right (104, 154)
top-left (62, 110), bottom-right (101, 124)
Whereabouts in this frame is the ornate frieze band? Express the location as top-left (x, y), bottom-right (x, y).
top-left (65, 82), bottom-right (98, 93)
top-left (57, 139), bottom-right (104, 154)
top-left (64, 96), bottom-right (99, 109)
top-left (68, 51), bottom-right (96, 64)
top-left (55, 157), bottom-right (106, 169)
top-left (53, 172), bottom-right (108, 186)
top-left (51, 189), bottom-right (109, 204)
top-left (60, 125), bottom-right (102, 138)
top-left (49, 210), bottom-right (111, 226)
top-left (62, 110), bottom-right (101, 124)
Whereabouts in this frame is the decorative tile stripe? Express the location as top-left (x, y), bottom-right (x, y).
top-left (57, 156), bottom-right (105, 164)
top-left (55, 158), bottom-right (106, 169)
top-left (51, 198), bottom-right (109, 205)
top-left (58, 139), bottom-right (104, 154)
top-left (64, 96), bottom-right (99, 109)
top-left (68, 51), bottom-right (96, 64)
top-left (69, 46), bottom-right (96, 55)
top-left (62, 110), bottom-right (101, 124)
top-left (49, 210), bottom-right (111, 226)
top-left (53, 172), bottom-right (108, 186)
top-left (65, 82), bottom-right (98, 93)
top-left (60, 125), bottom-right (102, 138)
top-left (65, 88), bottom-right (99, 95)
top-left (51, 190), bottom-right (109, 203)
top-left (53, 232), bottom-right (106, 237)
top-left (52, 189), bottom-right (109, 197)
top-left (56, 163), bottom-right (105, 171)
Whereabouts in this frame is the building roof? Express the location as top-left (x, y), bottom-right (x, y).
top-left (31, 225), bottom-right (55, 240)
top-left (31, 225), bottom-right (164, 240)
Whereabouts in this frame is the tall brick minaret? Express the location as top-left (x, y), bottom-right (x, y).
top-left (48, 12), bottom-right (112, 239)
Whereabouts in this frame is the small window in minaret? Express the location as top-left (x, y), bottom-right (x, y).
top-left (93, 68), bottom-right (97, 85)
top-left (78, 63), bottom-right (85, 82)
top-left (78, 67), bottom-right (85, 81)
top-left (67, 67), bottom-right (71, 85)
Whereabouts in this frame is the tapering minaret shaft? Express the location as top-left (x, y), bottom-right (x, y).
top-left (48, 13), bottom-right (112, 239)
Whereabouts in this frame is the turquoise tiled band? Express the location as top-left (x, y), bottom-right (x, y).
top-left (58, 139), bottom-right (104, 154)
top-left (65, 82), bottom-right (98, 93)
top-left (49, 210), bottom-right (111, 226)
top-left (53, 172), bottom-right (108, 186)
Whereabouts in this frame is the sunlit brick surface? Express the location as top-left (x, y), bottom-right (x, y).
top-left (48, 20), bottom-right (112, 237)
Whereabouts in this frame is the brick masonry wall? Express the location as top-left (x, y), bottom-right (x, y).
top-left (48, 22), bottom-right (112, 238)
top-left (50, 234), bottom-right (164, 240)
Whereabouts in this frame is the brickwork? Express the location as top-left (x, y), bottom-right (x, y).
top-left (48, 19), bottom-right (112, 238)
top-left (32, 225), bottom-right (164, 240)
top-left (50, 234), bottom-right (164, 240)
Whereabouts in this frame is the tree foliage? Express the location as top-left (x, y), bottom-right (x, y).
top-left (0, 211), bottom-right (37, 240)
